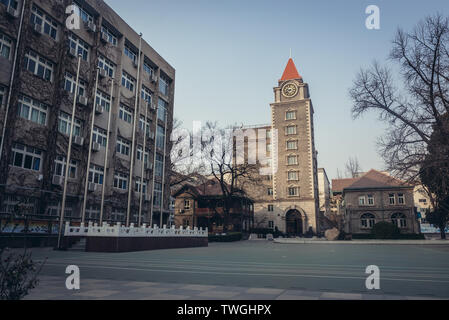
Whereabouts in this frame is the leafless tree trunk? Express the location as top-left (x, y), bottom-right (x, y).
top-left (345, 156), bottom-right (362, 178)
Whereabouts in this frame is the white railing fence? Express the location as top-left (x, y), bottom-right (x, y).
top-left (64, 222), bottom-right (208, 238)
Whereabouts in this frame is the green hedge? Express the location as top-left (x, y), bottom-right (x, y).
top-left (352, 233), bottom-right (426, 240)
top-left (208, 232), bottom-right (243, 242)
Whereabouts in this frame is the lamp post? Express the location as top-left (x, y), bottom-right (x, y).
top-left (57, 54), bottom-right (82, 250)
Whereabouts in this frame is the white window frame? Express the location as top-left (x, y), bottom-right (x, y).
top-left (137, 145), bottom-right (149, 164)
top-left (10, 143), bottom-right (43, 172)
top-left (31, 4), bottom-right (58, 40)
top-left (98, 55), bottom-right (115, 77)
top-left (58, 111), bottom-right (82, 137)
top-left (114, 172), bottom-right (128, 190)
top-left (288, 187), bottom-right (299, 197)
top-left (17, 95), bottom-right (48, 125)
top-left (359, 196), bottom-right (366, 206)
top-left (135, 179), bottom-right (148, 194)
top-left (89, 164), bottom-right (104, 185)
top-left (141, 85), bottom-right (152, 104)
top-left (101, 26), bottom-right (117, 46)
top-left (398, 193), bottom-right (405, 205)
top-left (24, 50), bottom-right (53, 81)
top-left (0, 32), bottom-right (12, 60)
top-left (96, 90), bottom-right (111, 112)
top-left (68, 33), bottom-right (89, 61)
top-left (287, 155), bottom-right (298, 165)
top-left (121, 71), bottom-right (135, 92)
top-left (286, 111), bottom-right (297, 120)
top-left (285, 125), bottom-right (297, 135)
top-left (92, 127), bottom-right (107, 147)
top-left (64, 71), bottom-right (86, 97)
top-left (119, 104), bottom-right (133, 123)
top-left (288, 170), bottom-right (299, 181)
top-left (286, 140), bottom-right (298, 150)
top-left (116, 137), bottom-right (130, 156)
top-left (54, 155), bottom-right (77, 179)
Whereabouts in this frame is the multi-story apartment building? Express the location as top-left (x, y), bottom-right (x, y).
top-left (239, 58), bottom-right (320, 236)
top-left (0, 0), bottom-right (175, 233)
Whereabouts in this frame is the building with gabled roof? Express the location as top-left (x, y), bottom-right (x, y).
top-left (342, 170), bottom-right (419, 235)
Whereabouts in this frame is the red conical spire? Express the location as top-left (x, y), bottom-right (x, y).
top-left (280, 58), bottom-right (302, 81)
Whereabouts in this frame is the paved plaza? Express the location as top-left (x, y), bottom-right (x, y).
top-left (23, 241), bottom-right (449, 300)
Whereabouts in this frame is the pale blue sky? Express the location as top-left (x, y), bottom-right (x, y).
top-left (105, 0), bottom-right (448, 181)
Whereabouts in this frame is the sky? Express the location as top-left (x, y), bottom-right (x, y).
top-left (105, 0), bottom-right (448, 181)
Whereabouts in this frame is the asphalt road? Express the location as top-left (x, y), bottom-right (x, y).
top-left (24, 241), bottom-right (449, 298)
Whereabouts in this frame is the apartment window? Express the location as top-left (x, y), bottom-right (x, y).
top-left (88, 164), bottom-right (104, 185)
top-left (101, 26), bottom-right (117, 46)
top-left (367, 194), bottom-right (374, 205)
top-left (121, 71), bottom-right (135, 92)
top-left (139, 115), bottom-right (151, 138)
top-left (268, 205), bottom-right (274, 212)
top-left (17, 95), bottom-right (47, 125)
top-left (95, 90), bottom-right (111, 112)
top-left (58, 111), bottom-right (82, 137)
top-left (288, 187), bottom-right (299, 197)
top-left (1, 0), bottom-right (18, 10)
top-left (156, 125), bottom-right (165, 149)
top-left (183, 219), bottom-right (190, 228)
top-left (285, 125), bottom-right (297, 135)
top-left (286, 140), bottom-right (298, 150)
top-left (287, 155), bottom-right (298, 165)
top-left (288, 171), bottom-right (298, 181)
top-left (116, 137), bottom-right (130, 156)
top-left (0, 86), bottom-right (5, 107)
top-left (111, 208), bottom-right (125, 222)
top-left (0, 33), bottom-right (12, 59)
top-left (30, 5), bottom-right (58, 40)
top-left (266, 130), bottom-right (271, 139)
top-left (359, 196), bottom-right (366, 206)
top-left (153, 182), bottom-right (162, 207)
top-left (389, 194), bottom-right (395, 205)
top-left (141, 86), bottom-right (152, 104)
top-left (184, 200), bottom-right (191, 210)
top-left (360, 213), bottom-right (375, 229)
top-left (286, 111), bottom-right (296, 120)
top-left (159, 75), bottom-right (169, 96)
top-left (124, 45), bottom-right (136, 63)
top-left (74, 3), bottom-right (93, 23)
top-left (143, 62), bottom-right (154, 76)
top-left (98, 55), bottom-right (115, 78)
top-left (24, 51), bottom-right (53, 81)
top-left (398, 193), bottom-right (405, 205)
top-left (137, 145), bottom-right (149, 164)
top-left (267, 188), bottom-right (273, 196)
top-left (54, 155), bottom-right (77, 179)
top-left (10, 143), bottom-right (42, 172)
top-left (119, 104), bottom-right (132, 123)
top-left (92, 127), bottom-right (107, 147)
top-left (157, 98), bottom-right (167, 121)
top-left (268, 221), bottom-right (274, 229)
top-left (64, 72), bottom-right (86, 97)
top-left (86, 205), bottom-right (100, 221)
top-left (114, 172), bottom-right (128, 190)
top-left (155, 153), bottom-right (163, 177)
top-left (391, 213), bottom-right (407, 228)
top-left (68, 33), bottom-right (89, 61)
top-left (135, 180), bottom-right (147, 194)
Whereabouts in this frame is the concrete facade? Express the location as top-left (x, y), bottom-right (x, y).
top-left (0, 0), bottom-right (174, 228)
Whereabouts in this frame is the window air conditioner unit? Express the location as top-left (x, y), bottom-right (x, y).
top-left (144, 194), bottom-right (151, 202)
top-left (32, 23), bottom-right (42, 35)
top-left (92, 142), bottom-right (101, 152)
top-left (151, 102), bottom-right (157, 110)
top-left (6, 6), bottom-right (18, 18)
top-left (72, 136), bottom-right (84, 146)
top-left (149, 131), bottom-right (155, 140)
top-left (146, 162), bottom-right (153, 170)
top-left (52, 175), bottom-right (64, 186)
top-left (77, 95), bottom-right (88, 106)
top-left (95, 103), bottom-right (104, 114)
top-left (150, 74), bottom-right (157, 83)
top-left (99, 68), bottom-right (107, 78)
top-left (69, 47), bottom-right (77, 57)
top-left (100, 32), bottom-right (108, 43)
top-left (88, 182), bottom-right (97, 192)
top-left (86, 21), bottom-right (96, 33)
top-left (132, 61), bottom-right (138, 68)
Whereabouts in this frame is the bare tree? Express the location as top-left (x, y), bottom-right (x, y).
top-left (345, 156), bottom-right (362, 178)
top-left (349, 14), bottom-right (449, 182)
top-left (202, 122), bottom-right (260, 233)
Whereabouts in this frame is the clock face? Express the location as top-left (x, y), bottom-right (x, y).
top-left (282, 83), bottom-right (298, 98)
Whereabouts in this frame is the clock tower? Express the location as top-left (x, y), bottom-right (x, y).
top-left (269, 58), bottom-right (320, 235)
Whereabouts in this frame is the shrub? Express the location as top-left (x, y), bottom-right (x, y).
top-left (209, 232), bottom-right (242, 242)
top-left (0, 248), bottom-right (46, 300)
top-left (371, 222), bottom-right (401, 239)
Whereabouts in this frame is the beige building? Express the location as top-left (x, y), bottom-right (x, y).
top-left (0, 0), bottom-right (174, 229)
top-left (318, 168), bottom-right (330, 216)
top-left (343, 170), bottom-right (419, 234)
top-left (240, 58), bottom-right (320, 236)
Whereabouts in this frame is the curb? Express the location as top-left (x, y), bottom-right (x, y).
top-left (273, 239), bottom-right (449, 245)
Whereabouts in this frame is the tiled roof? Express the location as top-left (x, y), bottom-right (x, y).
top-left (332, 178), bottom-right (358, 193)
top-left (344, 169), bottom-right (411, 190)
top-left (280, 58), bottom-right (302, 81)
